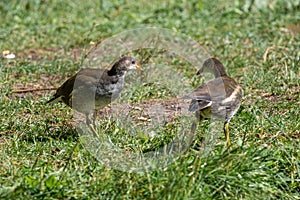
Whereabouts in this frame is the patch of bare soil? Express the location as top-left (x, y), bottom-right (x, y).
top-left (260, 92), bottom-right (282, 103)
top-left (245, 86), bottom-right (299, 106)
top-left (286, 23), bottom-right (300, 37)
top-left (97, 98), bottom-right (190, 125)
top-left (16, 46), bottom-right (89, 62)
top-left (9, 74), bottom-right (64, 100)
top-left (39, 97), bottom-right (192, 132)
top-left (259, 86), bottom-right (299, 103)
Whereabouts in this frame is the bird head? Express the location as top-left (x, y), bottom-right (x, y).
top-left (197, 57), bottom-right (227, 77)
top-left (108, 56), bottom-right (143, 76)
top-left (119, 56), bottom-right (143, 71)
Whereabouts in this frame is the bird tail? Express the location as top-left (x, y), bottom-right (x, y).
top-left (46, 94), bottom-right (62, 104)
top-left (188, 100), bottom-right (199, 112)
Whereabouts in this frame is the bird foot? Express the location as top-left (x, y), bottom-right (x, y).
top-left (221, 139), bottom-right (231, 153)
top-left (88, 123), bottom-right (99, 138)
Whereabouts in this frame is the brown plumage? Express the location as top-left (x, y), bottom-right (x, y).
top-left (186, 58), bottom-right (243, 146)
top-left (47, 56), bottom-right (142, 125)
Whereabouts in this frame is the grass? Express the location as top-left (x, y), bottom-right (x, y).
top-left (1, 0), bottom-right (299, 199)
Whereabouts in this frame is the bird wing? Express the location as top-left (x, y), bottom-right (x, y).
top-left (47, 68), bottom-right (107, 104)
top-left (188, 99), bottom-right (212, 112)
top-left (184, 83), bottom-right (212, 111)
top-left (46, 74), bottom-right (77, 104)
top-left (186, 77), bottom-right (239, 112)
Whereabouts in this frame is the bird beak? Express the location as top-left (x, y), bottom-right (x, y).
top-left (135, 64), bottom-right (143, 71)
top-left (196, 68), bottom-right (203, 75)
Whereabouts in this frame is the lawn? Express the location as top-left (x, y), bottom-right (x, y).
top-left (0, 0), bottom-right (299, 199)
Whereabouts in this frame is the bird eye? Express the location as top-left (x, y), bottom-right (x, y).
top-left (131, 60), bottom-right (135, 65)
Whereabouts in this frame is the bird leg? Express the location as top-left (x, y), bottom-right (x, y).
top-left (85, 110), bottom-right (97, 126)
top-left (91, 110), bottom-right (97, 127)
top-left (190, 121), bottom-right (198, 134)
top-left (85, 113), bottom-right (92, 126)
top-left (190, 112), bottom-right (201, 133)
top-left (223, 122), bottom-right (231, 146)
top-left (85, 112), bottom-right (98, 137)
top-left (189, 112), bottom-right (206, 150)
